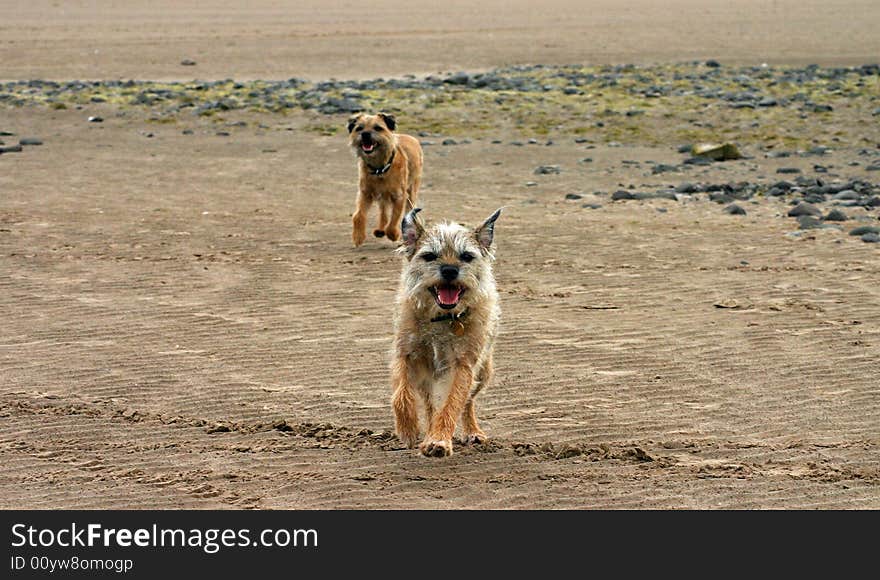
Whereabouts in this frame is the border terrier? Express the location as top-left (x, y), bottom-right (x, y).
top-left (347, 112), bottom-right (423, 246)
top-left (390, 207), bottom-right (502, 457)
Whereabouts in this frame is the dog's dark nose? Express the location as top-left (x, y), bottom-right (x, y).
top-left (361, 131), bottom-right (373, 143)
top-left (440, 265), bottom-right (459, 282)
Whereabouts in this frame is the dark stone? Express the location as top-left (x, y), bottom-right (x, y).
top-left (19, 137), bottom-right (43, 146)
top-left (564, 193), bottom-right (583, 200)
top-left (863, 196), bottom-right (880, 207)
top-left (683, 156), bottom-right (712, 166)
top-left (677, 144), bottom-right (693, 154)
top-left (862, 233), bottom-right (880, 243)
top-left (441, 138), bottom-right (457, 146)
top-left (705, 60), bottom-right (721, 68)
top-left (788, 202), bottom-right (822, 217)
top-left (611, 190), bottom-right (637, 200)
top-left (0, 145), bottom-right (23, 153)
top-left (709, 192), bottom-right (734, 204)
top-left (180, 59), bottom-right (197, 66)
top-left (582, 203), bottom-right (603, 209)
top-left (824, 209), bottom-right (848, 221)
top-left (797, 215), bottom-right (823, 229)
top-left (675, 182), bottom-right (699, 194)
top-left (534, 165), bottom-right (561, 175)
top-left (866, 164), bottom-right (880, 172)
top-left (579, 157), bottom-right (593, 163)
top-left (88, 116), bottom-right (103, 123)
top-left (724, 203), bottom-right (747, 215)
top-left (777, 167), bottom-right (801, 174)
top-left (757, 97), bottom-right (778, 107)
top-left (849, 226), bottom-right (880, 236)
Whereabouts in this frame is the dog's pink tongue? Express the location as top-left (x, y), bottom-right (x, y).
top-left (437, 286), bottom-right (461, 305)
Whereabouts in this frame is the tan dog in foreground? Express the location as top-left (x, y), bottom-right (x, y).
top-left (347, 112), bottom-right (423, 246)
top-left (390, 207), bottom-right (502, 457)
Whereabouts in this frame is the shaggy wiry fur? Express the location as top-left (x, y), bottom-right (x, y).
top-left (390, 207), bottom-right (502, 457)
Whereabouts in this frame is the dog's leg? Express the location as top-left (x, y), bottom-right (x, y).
top-left (351, 191), bottom-right (371, 247)
top-left (374, 201), bottom-right (389, 238)
top-left (384, 192), bottom-right (406, 242)
top-left (391, 358), bottom-right (420, 448)
top-left (461, 354), bottom-right (492, 445)
top-left (420, 364), bottom-right (473, 458)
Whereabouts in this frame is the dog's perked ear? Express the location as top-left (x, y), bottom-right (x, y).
top-left (377, 112), bottom-right (397, 131)
top-left (400, 207), bottom-right (425, 254)
top-left (347, 113), bottom-right (363, 134)
top-left (474, 208), bottom-right (502, 252)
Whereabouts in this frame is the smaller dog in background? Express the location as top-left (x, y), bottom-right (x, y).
top-left (347, 112), bottom-right (423, 246)
top-left (390, 207), bottom-right (502, 457)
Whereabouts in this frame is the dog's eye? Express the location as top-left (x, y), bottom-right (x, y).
top-left (420, 252), bottom-right (437, 262)
top-left (355, 125), bottom-right (364, 132)
top-left (460, 252), bottom-right (475, 263)
top-left (374, 126), bottom-right (384, 131)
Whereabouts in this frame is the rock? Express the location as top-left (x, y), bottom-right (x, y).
top-left (862, 233), bottom-right (880, 243)
top-left (758, 97), bottom-right (778, 107)
top-left (709, 192), bottom-right (734, 204)
top-left (0, 145), bottom-right (23, 154)
top-left (582, 203), bottom-right (603, 209)
top-left (692, 142), bottom-right (741, 161)
top-left (441, 138), bottom-right (457, 146)
top-left (863, 196), bottom-right (880, 207)
top-left (611, 190), bottom-right (637, 200)
top-left (724, 203), bottom-right (747, 215)
top-left (683, 156), bottom-right (712, 166)
top-left (180, 59), bottom-right (197, 66)
top-left (677, 144), bottom-right (693, 154)
top-left (823, 209), bottom-right (848, 221)
top-left (443, 71), bottom-right (470, 85)
top-left (579, 157), bottom-right (593, 163)
top-left (675, 182), bottom-right (699, 194)
top-left (88, 116), bottom-right (103, 123)
top-left (776, 167), bottom-right (801, 174)
top-left (788, 202), bottom-right (822, 217)
top-left (19, 137), bottom-right (43, 146)
top-left (797, 215), bottom-right (824, 229)
top-left (651, 164), bottom-right (678, 174)
top-left (849, 226), bottom-right (880, 236)
top-left (534, 165), bottom-right (561, 175)
top-left (705, 60), bottom-right (721, 68)
top-left (832, 189), bottom-right (860, 201)
top-left (866, 164), bottom-right (880, 172)
top-left (564, 193), bottom-right (583, 200)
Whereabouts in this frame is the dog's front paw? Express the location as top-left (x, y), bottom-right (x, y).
top-left (419, 438), bottom-right (453, 458)
top-left (385, 226), bottom-right (401, 242)
top-left (352, 229), bottom-right (366, 247)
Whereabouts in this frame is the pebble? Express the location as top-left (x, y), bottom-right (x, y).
top-left (776, 167), bottom-right (801, 174)
top-left (862, 233), bottom-right (880, 243)
top-left (180, 59), bottom-right (197, 66)
top-left (724, 203), bottom-right (747, 215)
top-left (582, 203), bottom-right (602, 210)
top-left (849, 226), bottom-right (880, 236)
top-left (564, 193), bottom-right (583, 200)
top-left (88, 116), bottom-right (103, 123)
top-left (441, 138), bottom-right (457, 146)
top-left (675, 182), bottom-right (699, 194)
top-left (797, 215), bottom-right (824, 229)
top-left (823, 209), bottom-right (848, 221)
top-left (611, 190), bottom-right (637, 200)
top-left (788, 202), bottom-right (822, 217)
top-left (19, 137), bottom-right (43, 146)
top-left (534, 165), bottom-right (561, 175)
top-left (0, 145), bottom-right (23, 153)
top-left (865, 164), bottom-right (880, 172)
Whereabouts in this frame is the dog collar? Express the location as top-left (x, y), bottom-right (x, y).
top-left (369, 150), bottom-right (395, 175)
top-left (430, 308), bottom-right (468, 336)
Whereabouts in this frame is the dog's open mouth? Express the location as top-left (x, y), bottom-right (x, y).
top-left (430, 284), bottom-right (465, 310)
top-left (360, 140), bottom-right (376, 154)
